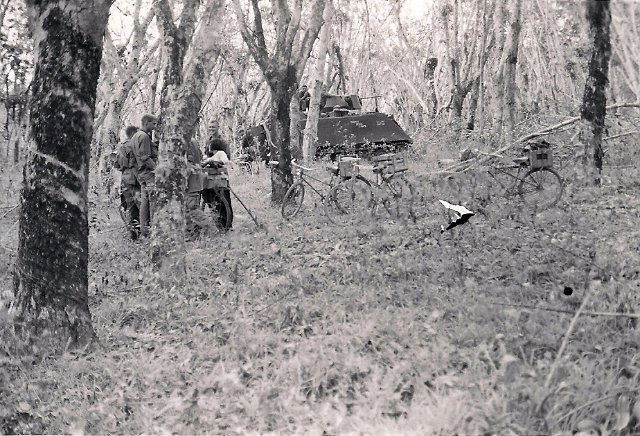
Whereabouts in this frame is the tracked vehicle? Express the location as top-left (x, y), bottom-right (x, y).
top-left (300, 93), bottom-right (412, 158)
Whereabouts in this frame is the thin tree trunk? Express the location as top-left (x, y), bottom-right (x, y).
top-left (289, 92), bottom-right (303, 161)
top-left (424, 57), bottom-right (438, 117)
top-left (12, 0), bottom-right (111, 352)
top-left (151, 0), bottom-right (205, 276)
top-left (268, 82), bottom-right (296, 203)
top-left (502, 0), bottom-right (523, 143)
top-left (492, 0), bottom-right (507, 139)
top-left (580, 0), bottom-right (612, 185)
top-left (303, 0), bottom-right (333, 161)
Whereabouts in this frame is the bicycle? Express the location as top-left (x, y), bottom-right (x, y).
top-left (326, 153), bottom-right (416, 224)
top-left (281, 158), bottom-right (370, 221)
top-left (188, 165), bottom-right (233, 231)
top-left (415, 145), bottom-right (564, 218)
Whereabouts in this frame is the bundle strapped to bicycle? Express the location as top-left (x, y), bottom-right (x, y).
top-left (187, 166), bottom-right (230, 192)
top-left (371, 152), bottom-right (408, 175)
top-left (527, 142), bottom-right (553, 169)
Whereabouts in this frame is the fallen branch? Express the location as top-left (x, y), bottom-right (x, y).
top-left (519, 101), bottom-right (640, 143)
top-left (603, 130), bottom-right (639, 141)
top-left (430, 101), bottom-right (640, 176)
top-left (230, 188), bottom-right (264, 231)
top-left (491, 301), bottom-right (640, 319)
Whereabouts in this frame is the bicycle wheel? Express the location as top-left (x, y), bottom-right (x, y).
top-left (517, 167), bottom-right (563, 211)
top-left (281, 182), bottom-right (305, 220)
top-left (381, 174), bottom-right (414, 220)
top-left (325, 178), bottom-right (372, 226)
top-left (201, 189), bottom-right (232, 231)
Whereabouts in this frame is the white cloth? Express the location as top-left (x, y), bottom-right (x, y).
top-left (202, 151), bottom-right (229, 166)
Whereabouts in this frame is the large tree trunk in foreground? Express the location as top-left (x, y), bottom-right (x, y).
top-left (12, 0), bottom-right (111, 352)
top-left (580, 0), bottom-right (612, 185)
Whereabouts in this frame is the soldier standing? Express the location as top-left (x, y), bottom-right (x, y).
top-left (131, 114), bottom-right (158, 237)
top-left (114, 125), bottom-right (141, 240)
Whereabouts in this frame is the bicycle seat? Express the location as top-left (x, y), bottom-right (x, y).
top-left (512, 157), bottom-right (529, 165)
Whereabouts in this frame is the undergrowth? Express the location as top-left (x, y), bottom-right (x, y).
top-left (0, 131), bottom-right (639, 435)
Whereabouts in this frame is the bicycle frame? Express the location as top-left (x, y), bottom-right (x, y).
top-left (486, 163), bottom-right (528, 197)
top-left (295, 167), bottom-right (338, 200)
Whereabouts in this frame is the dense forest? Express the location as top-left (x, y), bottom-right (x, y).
top-left (1, 0), bottom-right (639, 434)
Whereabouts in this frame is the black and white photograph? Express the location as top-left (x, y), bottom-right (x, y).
top-left (1, 0), bottom-right (639, 434)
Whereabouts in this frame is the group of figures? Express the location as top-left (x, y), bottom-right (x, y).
top-left (112, 114), bottom-right (233, 240)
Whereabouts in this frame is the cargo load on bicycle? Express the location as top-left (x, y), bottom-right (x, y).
top-left (187, 164), bottom-right (233, 230)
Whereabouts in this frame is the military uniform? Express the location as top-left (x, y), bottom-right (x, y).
top-left (114, 138), bottom-right (141, 239)
top-left (131, 129), bottom-right (157, 237)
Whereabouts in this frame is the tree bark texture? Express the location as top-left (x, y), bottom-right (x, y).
top-left (580, 0), bottom-right (612, 185)
top-left (12, 0), bottom-right (112, 352)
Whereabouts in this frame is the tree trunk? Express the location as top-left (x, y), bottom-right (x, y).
top-left (12, 0), bottom-right (111, 352)
top-left (231, 0), bottom-right (326, 204)
top-left (492, 0), bottom-right (507, 139)
top-left (289, 94), bottom-right (303, 162)
top-left (303, 0), bottom-right (334, 161)
top-left (502, 0), bottom-right (523, 143)
top-left (580, 0), bottom-right (612, 185)
top-left (151, 0), bottom-right (212, 276)
top-left (149, 0), bottom-right (224, 276)
top-left (268, 82), bottom-right (296, 203)
top-left (466, 76), bottom-right (481, 131)
top-left (424, 57), bottom-right (438, 117)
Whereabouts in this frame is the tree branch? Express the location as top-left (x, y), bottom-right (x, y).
top-left (294, 0), bottom-right (326, 74)
top-left (519, 102), bottom-right (640, 143)
top-left (490, 301), bottom-right (640, 319)
top-left (230, 0), bottom-right (271, 75)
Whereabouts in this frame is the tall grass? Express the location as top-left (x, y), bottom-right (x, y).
top-left (1, 134), bottom-right (639, 434)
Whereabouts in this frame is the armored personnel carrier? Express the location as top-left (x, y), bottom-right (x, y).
top-left (240, 94), bottom-right (412, 163)
top-left (299, 93), bottom-right (412, 158)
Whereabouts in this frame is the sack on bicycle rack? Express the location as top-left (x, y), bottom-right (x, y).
top-left (372, 153), bottom-right (408, 175)
top-left (528, 144), bottom-right (553, 169)
top-left (338, 157), bottom-right (360, 178)
top-left (202, 167), bottom-right (230, 189)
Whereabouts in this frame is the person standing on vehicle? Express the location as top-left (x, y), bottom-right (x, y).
top-left (131, 114), bottom-right (158, 237)
top-left (298, 85), bottom-right (311, 112)
top-left (114, 125), bottom-right (141, 240)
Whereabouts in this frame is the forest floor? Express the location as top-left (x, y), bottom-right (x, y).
top-left (1, 140), bottom-right (640, 435)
